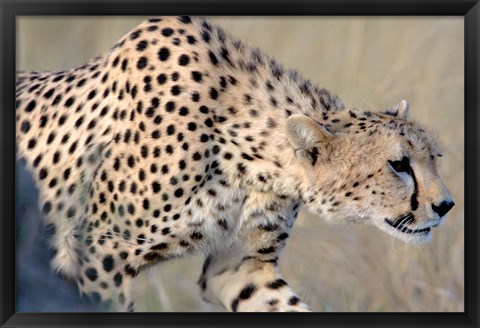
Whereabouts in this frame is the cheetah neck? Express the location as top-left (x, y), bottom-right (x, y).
top-left (207, 61), bottom-right (346, 203)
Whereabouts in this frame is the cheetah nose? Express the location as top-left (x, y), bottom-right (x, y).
top-left (431, 200), bottom-right (455, 218)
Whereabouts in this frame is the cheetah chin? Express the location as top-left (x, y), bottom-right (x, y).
top-left (380, 213), bottom-right (440, 243)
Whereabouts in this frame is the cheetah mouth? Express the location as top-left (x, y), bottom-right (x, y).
top-left (384, 214), bottom-right (431, 235)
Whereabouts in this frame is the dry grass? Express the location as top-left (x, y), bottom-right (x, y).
top-left (16, 16), bottom-right (464, 312)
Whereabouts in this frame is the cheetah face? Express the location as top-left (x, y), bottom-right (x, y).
top-left (376, 153), bottom-right (454, 243)
top-left (287, 101), bottom-right (454, 243)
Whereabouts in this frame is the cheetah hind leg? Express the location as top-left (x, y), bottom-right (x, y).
top-left (76, 252), bottom-right (136, 312)
top-left (198, 249), bottom-right (311, 312)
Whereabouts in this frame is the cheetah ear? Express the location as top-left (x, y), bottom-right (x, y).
top-left (286, 114), bottom-right (335, 166)
top-left (383, 100), bottom-right (410, 120)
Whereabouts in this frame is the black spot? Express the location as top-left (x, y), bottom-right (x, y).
top-left (102, 255), bottom-right (114, 272)
top-left (127, 203), bottom-right (135, 215)
top-left (130, 30), bottom-right (142, 40)
top-left (199, 105), bottom-right (209, 114)
top-left (178, 54), bottom-right (190, 66)
top-left (267, 279), bottom-right (287, 289)
top-left (178, 16), bottom-right (192, 24)
top-left (166, 124), bottom-right (175, 136)
top-left (158, 47), bottom-right (170, 61)
top-left (241, 153), bottom-right (254, 161)
top-left (219, 76), bottom-right (228, 89)
top-left (237, 163), bottom-right (247, 174)
top-left (201, 30), bottom-right (211, 43)
top-left (172, 37), bottom-right (181, 46)
top-left (218, 219), bottom-right (228, 230)
top-left (138, 169), bottom-right (146, 181)
top-left (200, 134), bottom-right (209, 142)
top-left (209, 88), bottom-right (218, 100)
top-left (288, 296), bottom-right (300, 305)
top-left (74, 116), bottom-right (84, 128)
top-left (42, 201), bottom-right (52, 214)
top-left (144, 252), bottom-right (161, 261)
top-left (239, 284), bottom-right (256, 300)
top-left (161, 28), bottom-right (174, 37)
top-left (258, 246), bottom-right (276, 254)
top-left (38, 168), bottom-right (47, 180)
top-left (191, 71), bottom-right (202, 82)
top-left (187, 35), bottom-right (197, 44)
top-left (124, 264), bottom-right (138, 277)
top-left (86, 90), bottom-right (97, 100)
top-left (150, 225), bottom-right (158, 233)
top-left (151, 242), bottom-right (168, 250)
top-left (161, 165), bottom-right (169, 174)
top-left (143, 198), bottom-right (150, 210)
top-left (179, 106), bottom-right (189, 116)
top-left (85, 268), bottom-right (98, 281)
top-left (127, 155), bottom-right (135, 168)
top-left (52, 95), bottom-right (62, 105)
top-left (171, 85), bottom-right (181, 95)
top-left (192, 152), bottom-right (202, 161)
top-left (151, 130), bottom-right (160, 139)
top-left (137, 56), bottom-right (148, 69)
top-left (190, 231), bottom-right (203, 240)
top-left (157, 73), bottom-right (167, 85)
top-left (20, 121), bottom-right (30, 133)
top-left (174, 188), bottom-right (184, 198)
top-left (165, 101), bottom-right (175, 112)
top-left (43, 88), bottom-right (54, 99)
top-left (208, 51), bottom-right (218, 66)
top-left (25, 100), bottom-right (36, 112)
top-left (207, 189), bottom-right (217, 196)
top-left (113, 272), bottom-right (123, 287)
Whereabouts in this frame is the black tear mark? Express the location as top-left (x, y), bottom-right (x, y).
top-left (410, 168), bottom-right (419, 211)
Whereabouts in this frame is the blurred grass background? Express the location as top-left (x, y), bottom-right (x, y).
top-left (16, 16), bottom-right (464, 312)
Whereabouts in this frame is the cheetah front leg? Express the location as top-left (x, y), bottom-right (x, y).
top-left (198, 244), bottom-right (310, 312)
top-left (198, 195), bottom-right (310, 312)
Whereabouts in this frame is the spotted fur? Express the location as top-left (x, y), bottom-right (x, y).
top-left (16, 16), bottom-right (453, 312)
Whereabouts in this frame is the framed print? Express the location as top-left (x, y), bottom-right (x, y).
top-left (1, 1), bottom-right (479, 328)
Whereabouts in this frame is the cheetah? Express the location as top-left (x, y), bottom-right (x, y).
top-left (15, 16), bottom-right (454, 312)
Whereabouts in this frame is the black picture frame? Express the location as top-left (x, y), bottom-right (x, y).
top-left (1, 1), bottom-right (478, 327)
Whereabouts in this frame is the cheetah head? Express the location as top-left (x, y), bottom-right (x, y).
top-left (286, 100), bottom-right (454, 243)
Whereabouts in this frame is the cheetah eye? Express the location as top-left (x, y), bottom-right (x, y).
top-left (388, 157), bottom-right (411, 174)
